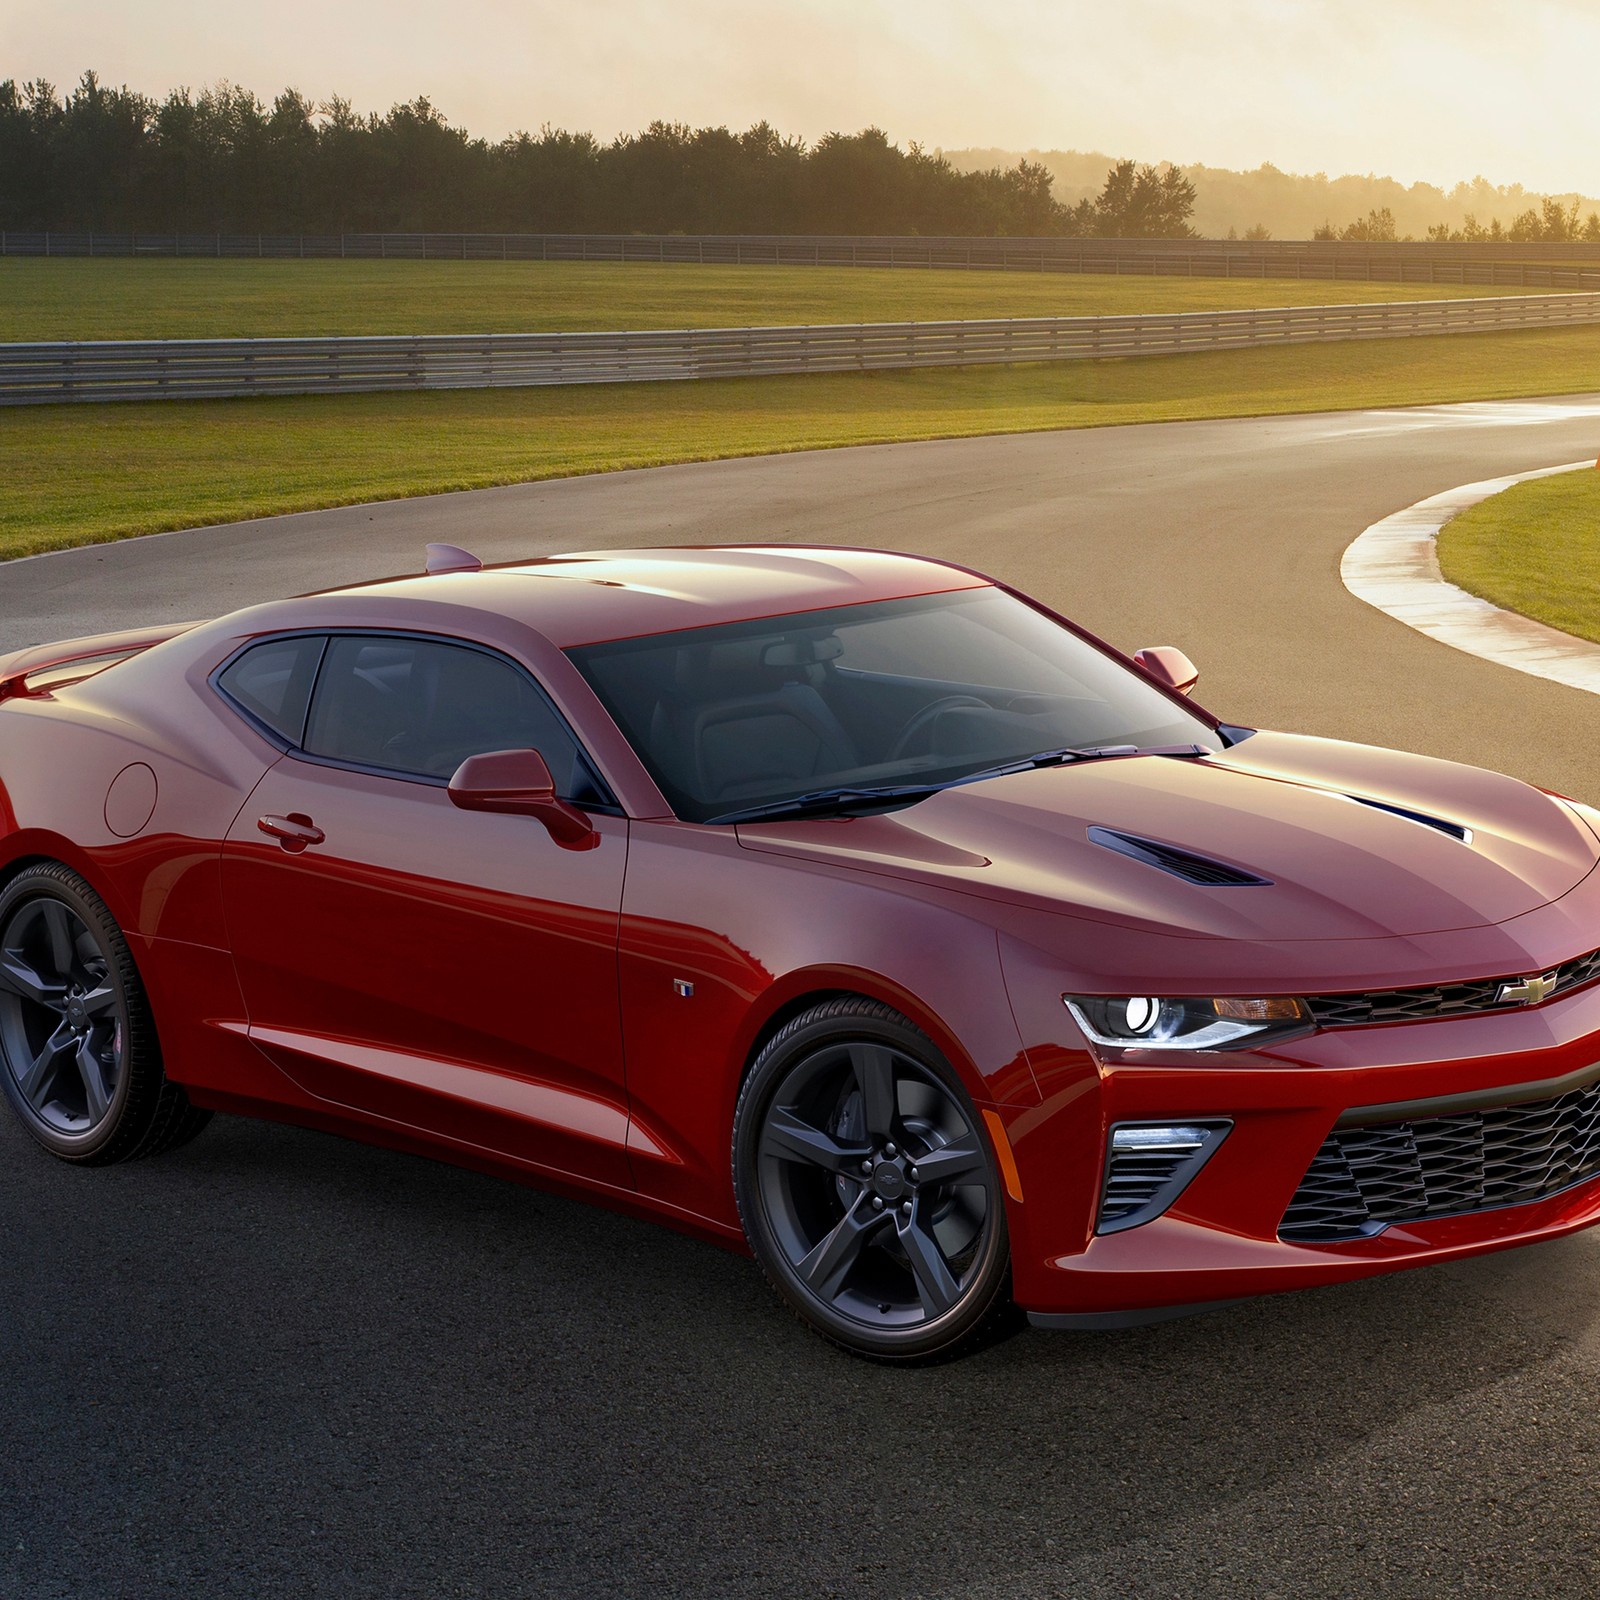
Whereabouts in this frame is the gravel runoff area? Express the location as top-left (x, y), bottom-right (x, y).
top-left (7, 396), bottom-right (1600, 1597)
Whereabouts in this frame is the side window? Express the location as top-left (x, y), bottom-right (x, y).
top-left (216, 635), bottom-right (325, 744)
top-left (301, 635), bottom-right (602, 800)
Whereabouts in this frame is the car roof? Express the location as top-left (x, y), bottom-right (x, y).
top-left (313, 545), bottom-right (992, 648)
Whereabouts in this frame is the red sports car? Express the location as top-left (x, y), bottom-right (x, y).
top-left (5, 544), bottom-right (1600, 1361)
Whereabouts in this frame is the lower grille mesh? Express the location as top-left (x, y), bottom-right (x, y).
top-left (1280, 1077), bottom-right (1600, 1241)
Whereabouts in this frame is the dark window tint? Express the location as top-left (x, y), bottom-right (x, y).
top-left (302, 635), bottom-right (602, 799)
top-left (217, 635), bottom-right (325, 744)
top-left (570, 589), bottom-right (1219, 823)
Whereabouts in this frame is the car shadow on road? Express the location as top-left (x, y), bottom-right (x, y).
top-left (4, 1111), bottom-right (1598, 1600)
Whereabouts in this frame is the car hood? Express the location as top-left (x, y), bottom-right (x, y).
top-left (734, 730), bottom-right (1600, 942)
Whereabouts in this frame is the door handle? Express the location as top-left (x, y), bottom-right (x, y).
top-left (257, 812), bottom-right (325, 852)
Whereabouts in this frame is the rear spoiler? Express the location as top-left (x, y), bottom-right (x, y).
top-left (0, 621), bottom-right (205, 701)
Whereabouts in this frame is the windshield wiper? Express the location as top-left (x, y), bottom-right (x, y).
top-left (710, 745), bottom-right (1211, 826)
top-left (956, 742), bottom-right (1211, 784)
top-left (710, 782), bottom-right (950, 825)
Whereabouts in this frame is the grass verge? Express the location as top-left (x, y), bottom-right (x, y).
top-left (0, 257), bottom-right (1545, 342)
top-left (1438, 466), bottom-right (1600, 643)
top-left (6, 323), bottom-right (1600, 564)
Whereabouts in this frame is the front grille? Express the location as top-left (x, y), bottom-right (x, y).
top-left (1305, 945), bottom-right (1600, 1029)
top-left (1280, 1076), bottom-right (1600, 1241)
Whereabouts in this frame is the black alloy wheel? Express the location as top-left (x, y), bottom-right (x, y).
top-left (734, 998), bottom-right (1013, 1362)
top-left (0, 863), bottom-right (210, 1164)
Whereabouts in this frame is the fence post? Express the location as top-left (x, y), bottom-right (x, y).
top-left (45, 232), bottom-right (50, 258)
top-left (258, 234), bottom-right (262, 258)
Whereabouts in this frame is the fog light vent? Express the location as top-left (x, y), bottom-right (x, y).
top-left (1097, 1122), bottom-right (1232, 1235)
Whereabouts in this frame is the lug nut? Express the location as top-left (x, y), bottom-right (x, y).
top-left (872, 1196), bottom-right (885, 1211)
top-left (885, 1143), bottom-right (897, 1157)
top-left (860, 1160), bottom-right (873, 1175)
top-left (900, 1201), bottom-right (913, 1216)
top-left (909, 1167), bottom-right (920, 1181)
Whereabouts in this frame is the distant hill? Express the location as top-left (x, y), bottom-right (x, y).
top-left (943, 147), bottom-right (1600, 241)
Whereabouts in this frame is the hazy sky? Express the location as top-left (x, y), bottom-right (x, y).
top-left (5, 0), bottom-right (1595, 194)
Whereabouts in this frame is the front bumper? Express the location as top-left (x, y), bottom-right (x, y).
top-left (996, 967), bottom-right (1600, 1319)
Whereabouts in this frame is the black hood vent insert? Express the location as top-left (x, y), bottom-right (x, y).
top-left (1346, 796), bottom-right (1471, 843)
top-left (1087, 826), bottom-right (1272, 887)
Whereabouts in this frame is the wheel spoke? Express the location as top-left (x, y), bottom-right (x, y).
top-left (39, 902), bottom-right (78, 980)
top-left (78, 983), bottom-right (118, 1018)
top-left (796, 1194), bottom-right (892, 1300)
top-left (17, 1022), bottom-right (74, 1110)
top-left (910, 1137), bottom-right (987, 1188)
top-left (76, 1039), bottom-right (111, 1123)
top-left (896, 1208), bottom-right (961, 1318)
top-left (762, 1107), bottom-right (867, 1174)
top-left (850, 1045), bottom-right (898, 1139)
top-left (0, 950), bottom-right (66, 1010)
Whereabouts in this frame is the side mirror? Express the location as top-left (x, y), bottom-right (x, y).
top-left (1132, 646), bottom-right (1200, 697)
top-left (447, 749), bottom-right (599, 850)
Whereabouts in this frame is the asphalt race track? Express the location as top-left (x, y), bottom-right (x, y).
top-left (7, 395), bottom-right (1600, 1599)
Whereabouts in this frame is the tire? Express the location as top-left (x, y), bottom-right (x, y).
top-left (733, 997), bottom-right (1015, 1363)
top-left (0, 862), bottom-right (211, 1165)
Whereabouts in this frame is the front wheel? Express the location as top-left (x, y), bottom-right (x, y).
top-left (733, 998), bottom-right (1014, 1362)
top-left (0, 863), bottom-right (210, 1164)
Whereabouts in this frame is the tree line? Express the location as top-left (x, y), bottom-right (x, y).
top-left (950, 149), bottom-right (1600, 246)
top-left (1307, 199), bottom-right (1600, 244)
top-left (0, 73), bottom-right (1198, 239)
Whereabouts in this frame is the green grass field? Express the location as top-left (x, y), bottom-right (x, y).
top-left (1438, 467), bottom-right (1600, 643)
top-left (8, 322), bottom-right (1600, 563)
top-left (0, 257), bottom-right (1546, 342)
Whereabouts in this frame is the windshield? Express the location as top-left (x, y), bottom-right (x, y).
top-left (567, 587), bottom-right (1221, 824)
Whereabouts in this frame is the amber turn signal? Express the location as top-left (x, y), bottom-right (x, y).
top-left (1211, 997), bottom-right (1310, 1022)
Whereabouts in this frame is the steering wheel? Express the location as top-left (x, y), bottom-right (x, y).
top-left (886, 695), bottom-right (993, 762)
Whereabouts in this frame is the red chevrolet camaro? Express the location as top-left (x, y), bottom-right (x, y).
top-left (5, 543), bottom-right (1600, 1360)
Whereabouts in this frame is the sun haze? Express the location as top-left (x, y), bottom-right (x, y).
top-left (4, 0), bottom-right (1598, 195)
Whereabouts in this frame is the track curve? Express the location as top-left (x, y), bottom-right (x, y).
top-left (9, 393), bottom-right (1600, 800)
top-left (6, 394), bottom-right (1600, 1599)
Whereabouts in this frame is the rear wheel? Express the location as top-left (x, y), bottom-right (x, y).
top-left (734, 998), bottom-right (1014, 1362)
top-left (0, 863), bottom-right (210, 1164)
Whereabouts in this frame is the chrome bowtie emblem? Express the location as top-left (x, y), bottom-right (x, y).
top-left (1498, 972), bottom-right (1559, 1005)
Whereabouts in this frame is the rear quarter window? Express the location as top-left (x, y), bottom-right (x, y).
top-left (216, 636), bottom-right (325, 744)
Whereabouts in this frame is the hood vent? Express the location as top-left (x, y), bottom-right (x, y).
top-left (1088, 826), bottom-right (1272, 887)
top-left (1347, 796), bottom-right (1471, 843)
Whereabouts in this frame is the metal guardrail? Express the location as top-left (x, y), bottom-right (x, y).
top-left (5, 291), bottom-right (1599, 407)
top-left (7, 229), bottom-right (1600, 285)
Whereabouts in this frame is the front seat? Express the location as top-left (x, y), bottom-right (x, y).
top-left (648, 638), bottom-right (861, 803)
top-left (691, 683), bottom-right (860, 801)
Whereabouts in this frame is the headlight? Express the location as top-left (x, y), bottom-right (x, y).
top-left (1064, 995), bottom-right (1312, 1052)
